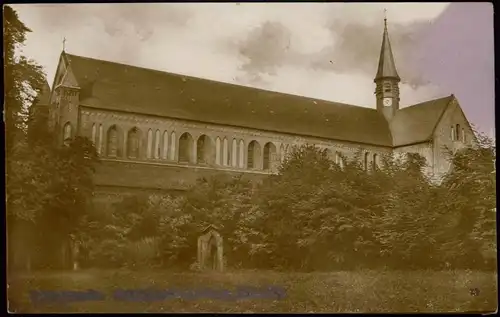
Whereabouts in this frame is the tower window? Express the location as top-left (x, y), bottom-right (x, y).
top-left (384, 83), bottom-right (391, 93)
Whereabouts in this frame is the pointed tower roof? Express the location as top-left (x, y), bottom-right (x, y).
top-left (374, 16), bottom-right (400, 82)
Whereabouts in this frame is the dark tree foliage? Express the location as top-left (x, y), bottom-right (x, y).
top-left (4, 5), bottom-right (45, 157)
top-left (6, 6), bottom-right (99, 271)
top-left (79, 137), bottom-right (496, 271)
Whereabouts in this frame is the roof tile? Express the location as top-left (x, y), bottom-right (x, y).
top-left (63, 53), bottom-right (454, 148)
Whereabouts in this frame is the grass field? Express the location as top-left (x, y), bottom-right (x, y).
top-left (7, 269), bottom-right (498, 313)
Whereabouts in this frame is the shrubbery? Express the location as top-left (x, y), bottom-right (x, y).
top-left (78, 137), bottom-right (496, 272)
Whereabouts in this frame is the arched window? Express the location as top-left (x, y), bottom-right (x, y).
top-left (146, 129), bottom-right (153, 159)
top-left (239, 139), bottom-right (245, 168)
top-left (223, 138), bottom-right (229, 166)
top-left (231, 139), bottom-right (238, 167)
top-left (364, 152), bottom-right (369, 171)
top-left (215, 137), bottom-right (221, 165)
top-left (451, 126), bottom-right (455, 141)
top-left (107, 125), bottom-right (118, 157)
top-left (63, 122), bottom-right (72, 142)
top-left (178, 132), bottom-right (194, 163)
top-left (154, 130), bottom-right (160, 159)
top-left (98, 124), bottom-right (103, 154)
top-left (197, 135), bottom-right (214, 164)
top-left (170, 131), bottom-right (176, 161)
top-left (384, 82), bottom-right (391, 93)
top-left (247, 140), bottom-right (261, 169)
top-left (91, 123), bottom-right (97, 145)
top-left (462, 128), bottom-right (466, 143)
top-left (263, 142), bottom-right (276, 171)
top-left (162, 131), bottom-right (169, 160)
top-left (127, 128), bottom-right (140, 159)
top-left (455, 124), bottom-right (461, 142)
top-left (372, 153), bottom-right (378, 171)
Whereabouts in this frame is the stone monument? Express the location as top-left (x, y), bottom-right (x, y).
top-left (197, 224), bottom-right (224, 272)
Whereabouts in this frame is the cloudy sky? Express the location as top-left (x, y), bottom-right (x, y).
top-left (13, 3), bottom-right (494, 135)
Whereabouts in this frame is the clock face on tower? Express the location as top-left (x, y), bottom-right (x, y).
top-left (383, 98), bottom-right (392, 107)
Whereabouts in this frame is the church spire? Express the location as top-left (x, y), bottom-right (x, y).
top-left (374, 12), bottom-right (401, 121)
top-left (374, 13), bottom-right (400, 82)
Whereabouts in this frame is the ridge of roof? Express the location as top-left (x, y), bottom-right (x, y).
top-left (404, 94), bottom-right (454, 111)
top-left (62, 52), bottom-right (394, 146)
top-left (64, 52), bottom-right (373, 111)
top-left (57, 52), bottom-right (454, 148)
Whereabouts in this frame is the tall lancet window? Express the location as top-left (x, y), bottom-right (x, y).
top-left (127, 128), bottom-right (140, 159)
top-left (462, 128), bottom-right (466, 143)
top-left (364, 152), bottom-right (369, 171)
top-left (91, 123), bottom-right (97, 145)
top-left (215, 137), bottom-right (221, 165)
top-left (146, 129), bottom-right (153, 159)
top-left (451, 126), bottom-right (455, 141)
top-left (372, 153), bottom-right (378, 171)
top-left (170, 131), bottom-right (176, 161)
top-left (154, 129), bottom-right (160, 159)
top-left (162, 131), bottom-right (169, 160)
top-left (98, 124), bottom-right (103, 154)
top-left (223, 138), bottom-right (229, 166)
top-left (107, 125), bottom-right (118, 157)
top-left (231, 139), bottom-right (238, 167)
top-left (455, 124), bottom-right (461, 142)
top-left (239, 140), bottom-right (245, 168)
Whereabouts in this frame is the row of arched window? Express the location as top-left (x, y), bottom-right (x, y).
top-left (64, 122), bottom-right (379, 173)
top-left (451, 124), bottom-right (466, 142)
top-left (90, 124), bottom-right (285, 171)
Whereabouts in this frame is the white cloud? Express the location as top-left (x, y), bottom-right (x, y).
top-left (13, 3), bottom-right (450, 109)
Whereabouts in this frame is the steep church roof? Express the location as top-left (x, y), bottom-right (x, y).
top-left (390, 95), bottom-right (454, 147)
top-left (64, 52), bottom-right (393, 146)
top-left (60, 52), bottom-right (454, 148)
top-left (374, 18), bottom-right (400, 81)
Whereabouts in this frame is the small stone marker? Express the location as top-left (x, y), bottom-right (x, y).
top-left (197, 224), bottom-right (224, 272)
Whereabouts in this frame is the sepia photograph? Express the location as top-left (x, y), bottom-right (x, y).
top-left (5, 2), bottom-right (497, 313)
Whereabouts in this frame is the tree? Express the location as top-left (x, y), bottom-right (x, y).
top-left (4, 5), bottom-right (45, 157)
top-left (5, 5), bottom-right (47, 271)
top-left (178, 175), bottom-right (256, 268)
top-left (435, 130), bottom-right (496, 269)
top-left (249, 145), bottom-right (380, 270)
top-left (368, 152), bottom-right (439, 268)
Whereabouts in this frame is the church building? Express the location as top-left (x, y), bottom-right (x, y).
top-left (33, 18), bottom-right (474, 205)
